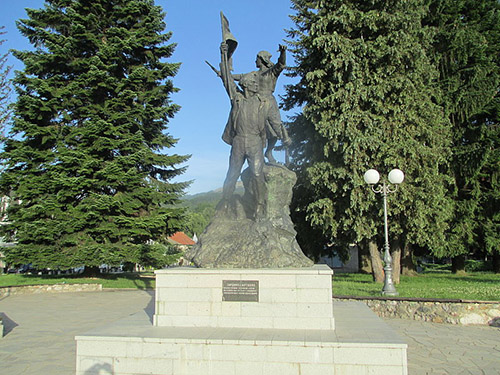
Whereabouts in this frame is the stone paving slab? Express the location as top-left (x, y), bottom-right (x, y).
top-left (386, 318), bottom-right (500, 375)
top-left (0, 290), bottom-right (153, 375)
top-left (0, 290), bottom-right (499, 375)
top-left (77, 300), bottom-right (406, 348)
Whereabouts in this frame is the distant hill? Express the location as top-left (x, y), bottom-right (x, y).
top-left (181, 182), bottom-right (244, 209)
top-left (181, 190), bottom-right (222, 209)
top-left (179, 183), bottom-right (244, 236)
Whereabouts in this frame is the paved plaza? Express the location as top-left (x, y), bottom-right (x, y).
top-left (0, 290), bottom-right (498, 374)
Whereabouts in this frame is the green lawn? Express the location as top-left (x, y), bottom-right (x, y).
top-left (0, 272), bottom-right (155, 290)
top-left (333, 272), bottom-right (500, 301)
top-left (2, 270), bottom-right (499, 301)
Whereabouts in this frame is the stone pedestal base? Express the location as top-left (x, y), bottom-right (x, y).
top-left (75, 265), bottom-right (408, 375)
top-left (154, 265), bottom-right (334, 330)
top-left (76, 301), bottom-right (407, 375)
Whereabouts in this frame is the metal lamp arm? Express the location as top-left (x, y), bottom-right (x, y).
top-left (371, 182), bottom-right (399, 195)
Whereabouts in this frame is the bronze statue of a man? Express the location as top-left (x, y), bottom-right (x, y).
top-left (207, 15), bottom-right (290, 166)
top-left (215, 12), bottom-right (292, 220)
top-left (219, 42), bottom-right (267, 219)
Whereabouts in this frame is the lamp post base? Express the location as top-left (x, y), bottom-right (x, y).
top-left (381, 261), bottom-right (398, 297)
top-left (382, 289), bottom-right (399, 297)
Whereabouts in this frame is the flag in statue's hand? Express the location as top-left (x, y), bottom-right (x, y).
top-left (220, 11), bottom-right (238, 71)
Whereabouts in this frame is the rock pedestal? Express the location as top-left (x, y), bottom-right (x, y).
top-left (186, 164), bottom-right (313, 268)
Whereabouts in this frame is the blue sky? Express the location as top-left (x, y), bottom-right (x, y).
top-left (0, 0), bottom-right (300, 195)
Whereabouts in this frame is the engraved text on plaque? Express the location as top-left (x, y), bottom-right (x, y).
top-left (222, 280), bottom-right (259, 302)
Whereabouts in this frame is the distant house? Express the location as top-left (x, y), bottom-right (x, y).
top-left (319, 244), bottom-right (359, 273)
top-left (167, 232), bottom-right (196, 252)
top-left (166, 232), bottom-right (196, 267)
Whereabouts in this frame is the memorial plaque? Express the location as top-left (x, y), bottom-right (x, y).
top-left (222, 280), bottom-right (259, 302)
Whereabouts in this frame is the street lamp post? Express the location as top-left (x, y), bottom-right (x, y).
top-left (363, 168), bottom-right (405, 296)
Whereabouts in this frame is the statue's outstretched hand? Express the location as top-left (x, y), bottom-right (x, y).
top-left (220, 42), bottom-right (228, 53)
top-left (278, 44), bottom-right (287, 53)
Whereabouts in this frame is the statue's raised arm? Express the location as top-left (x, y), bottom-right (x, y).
top-left (219, 12), bottom-right (238, 100)
top-left (276, 44), bottom-right (287, 72)
top-left (219, 42), bottom-right (238, 100)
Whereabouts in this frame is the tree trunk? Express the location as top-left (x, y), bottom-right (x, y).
top-left (358, 242), bottom-right (372, 274)
top-left (401, 242), bottom-right (418, 276)
top-left (81, 266), bottom-right (101, 277)
top-left (368, 240), bottom-right (384, 283)
top-left (451, 255), bottom-right (466, 275)
top-left (492, 252), bottom-right (500, 274)
top-left (391, 238), bottom-right (401, 284)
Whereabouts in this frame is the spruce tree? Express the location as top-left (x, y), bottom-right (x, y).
top-left (425, 0), bottom-right (500, 272)
top-left (0, 27), bottom-right (12, 135)
top-left (284, 0), bottom-right (453, 278)
top-left (0, 0), bottom-right (188, 271)
top-left (285, 113), bottom-right (338, 263)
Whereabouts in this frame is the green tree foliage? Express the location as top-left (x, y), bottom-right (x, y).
top-left (180, 187), bottom-right (261, 239)
top-left (425, 0), bottom-right (500, 271)
top-left (180, 190), bottom-right (229, 237)
top-left (284, 0), bottom-right (453, 263)
top-left (0, 0), bottom-right (189, 269)
top-left (183, 205), bottom-right (215, 238)
top-left (286, 113), bottom-right (335, 262)
top-left (0, 26), bottom-right (12, 136)
top-left (136, 242), bottom-right (182, 269)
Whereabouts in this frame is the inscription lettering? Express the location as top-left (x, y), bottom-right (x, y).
top-left (222, 280), bottom-right (259, 302)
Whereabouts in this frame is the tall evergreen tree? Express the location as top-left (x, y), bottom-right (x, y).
top-left (286, 113), bottom-right (335, 263)
top-left (0, 0), bottom-right (188, 271)
top-left (0, 27), bottom-right (12, 136)
top-left (284, 0), bottom-right (453, 280)
top-left (425, 0), bottom-right (500, 273)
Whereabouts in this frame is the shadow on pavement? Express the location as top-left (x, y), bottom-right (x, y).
top-left (144, 290), bottom-right (155, 324)
top-left (0, 312), bottom-right (19, 336)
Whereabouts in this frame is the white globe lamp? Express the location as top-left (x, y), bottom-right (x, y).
top-left (388, 169), bottom-right (405, 185)
top-left (363, 169), bottom-right (380, 185)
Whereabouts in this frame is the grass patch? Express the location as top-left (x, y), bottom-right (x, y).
top-left (0, 272), bottom-right (155, 290)
top-left (3, 270), bottom-right (499, 301)
top-left (419, 260), bottom-right (493, 273)
top-left (333, 272), bottom-right (500, 301)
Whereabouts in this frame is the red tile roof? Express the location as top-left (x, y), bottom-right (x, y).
top-left (168, 231), bottom-right (195, 246)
